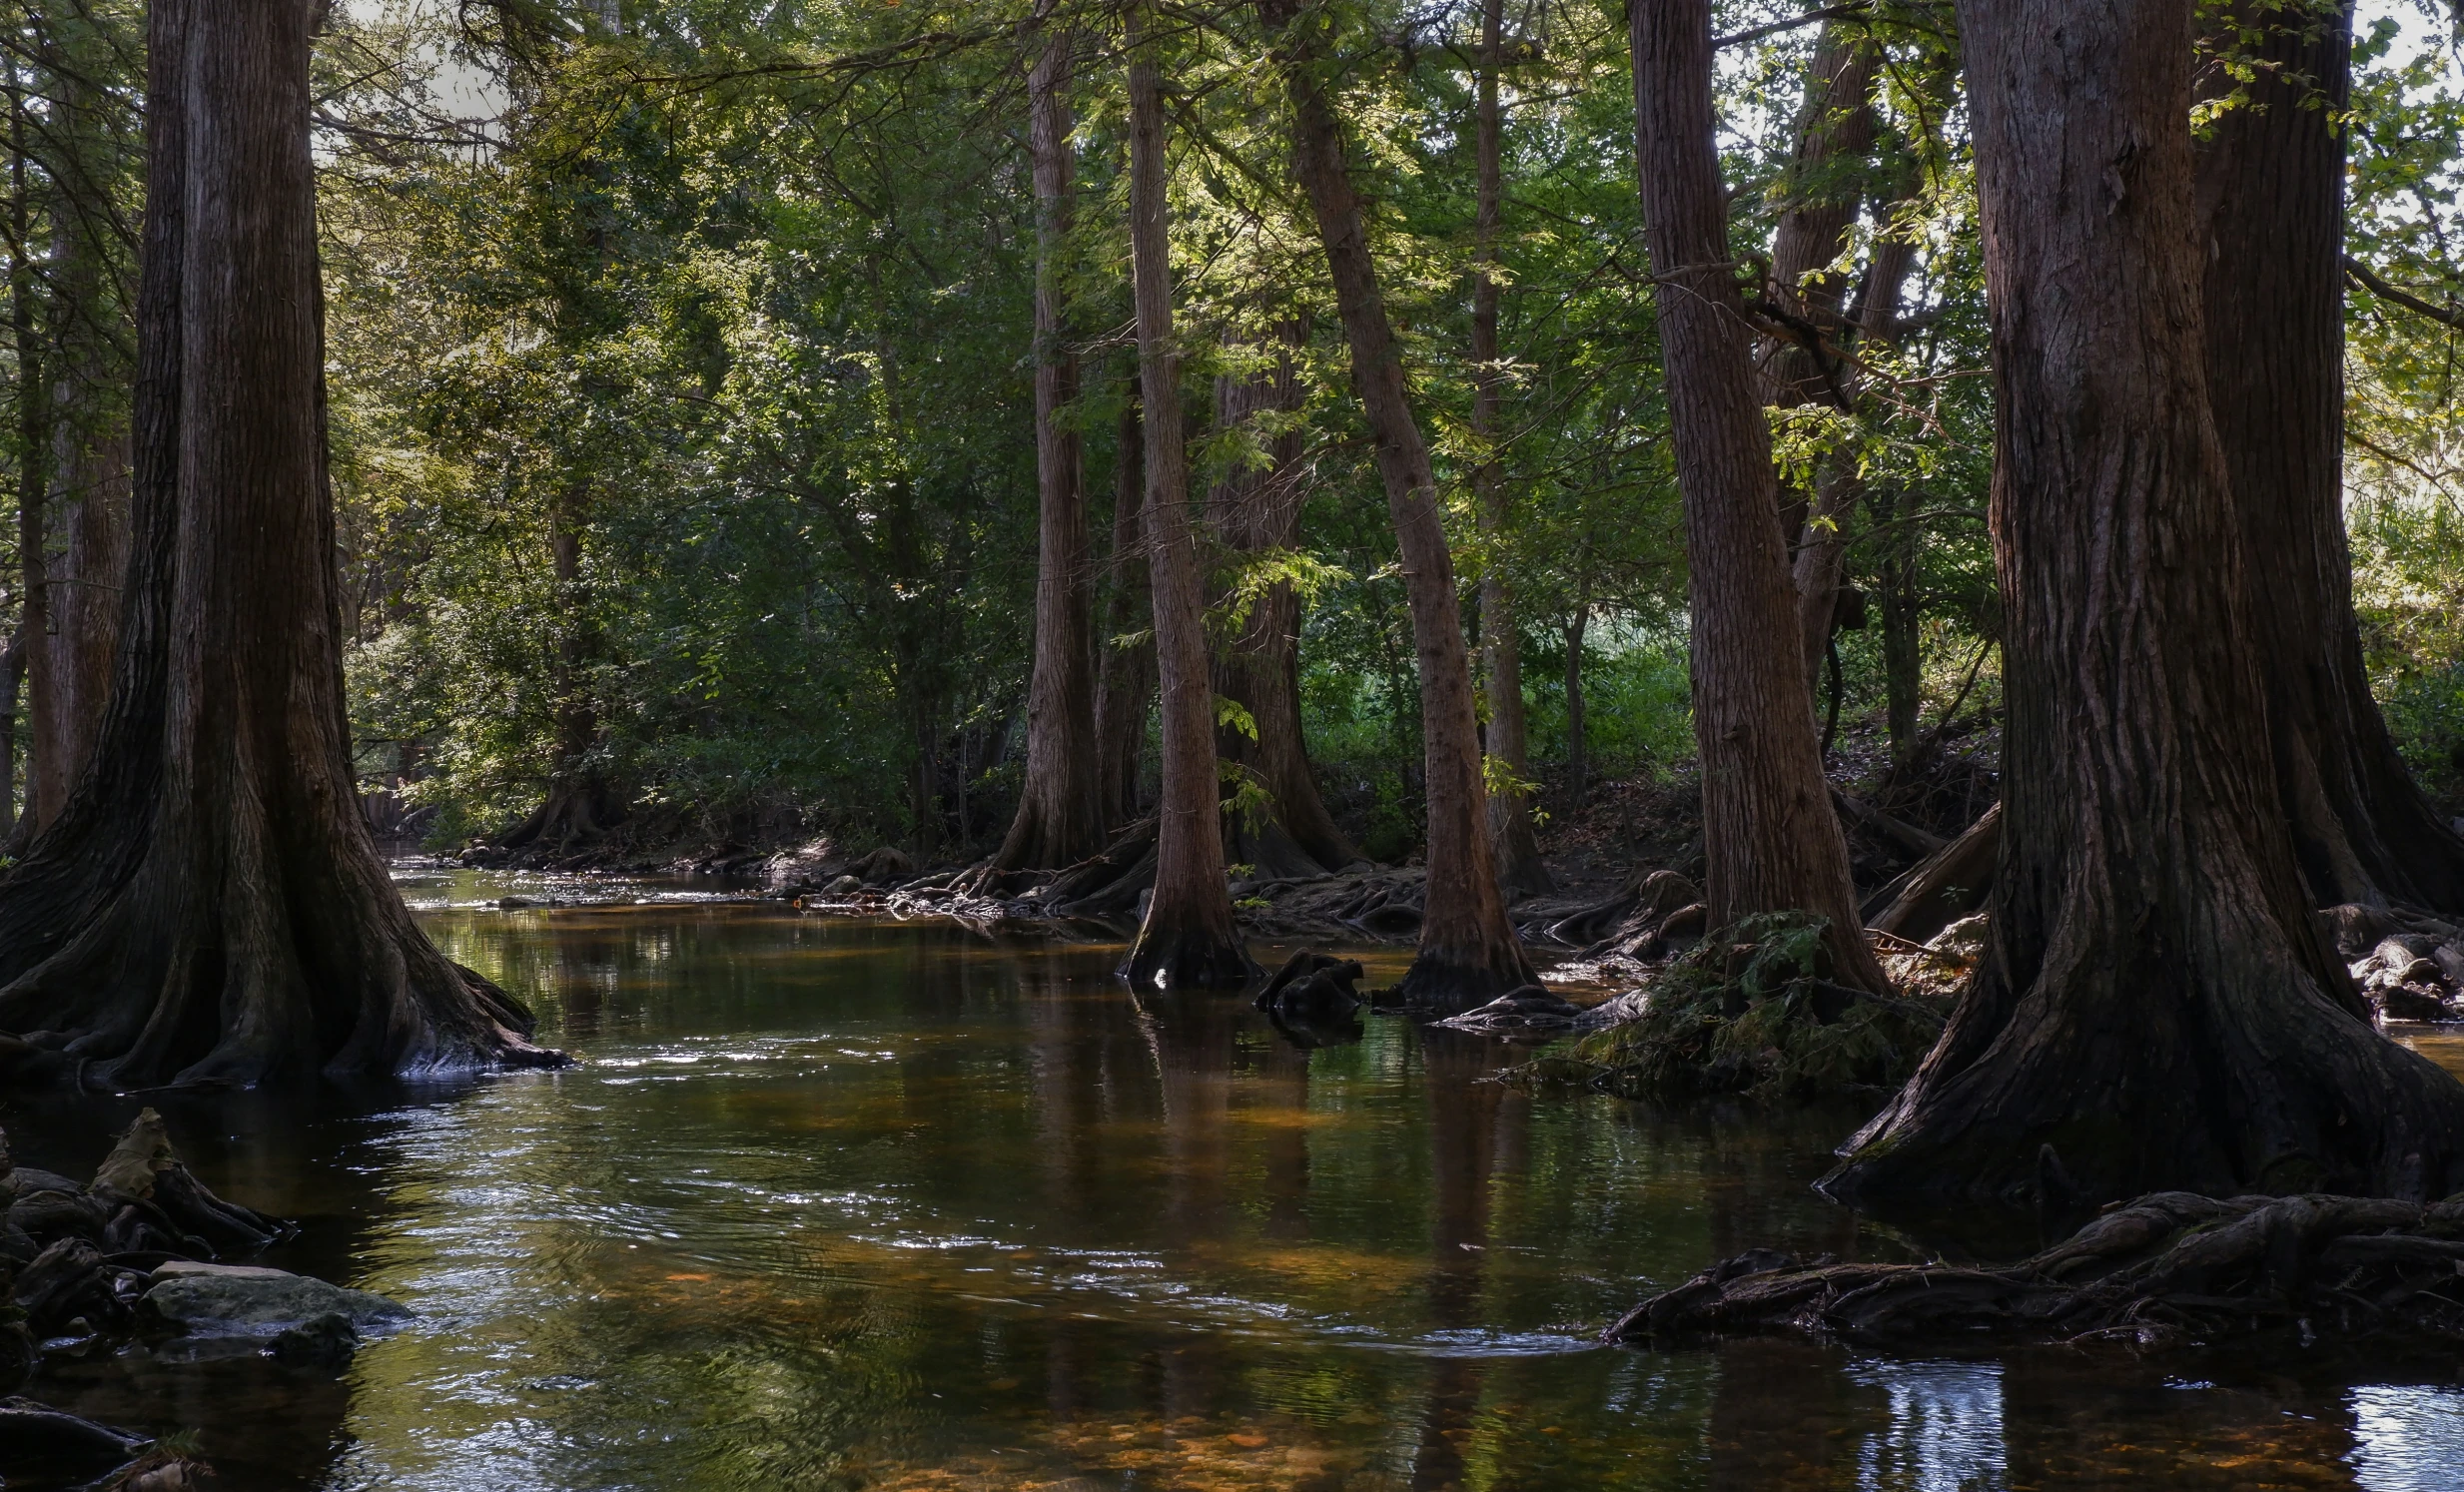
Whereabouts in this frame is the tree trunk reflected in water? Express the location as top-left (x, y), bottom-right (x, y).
top-left (1, 895), bottom-right (2455, 1489)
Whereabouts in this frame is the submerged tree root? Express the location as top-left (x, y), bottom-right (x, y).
top-left (1605, 1190), bottom-right (2464, 1350)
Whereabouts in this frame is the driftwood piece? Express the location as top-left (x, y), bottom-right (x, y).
top-left (1865, 802), bottom-right (2001, 944)
top-left (1832, 789), bottom-right (1947, 859)
top-left (1606, 1189), bottom-right (2464, 1350)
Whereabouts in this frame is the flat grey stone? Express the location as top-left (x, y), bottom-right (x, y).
top-left (141, 1263), bottom-right (409, 1337)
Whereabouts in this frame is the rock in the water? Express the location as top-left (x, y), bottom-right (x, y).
top-left (1253, 952), bottom-right (1366, 1021)
top-left (2376, 982), bottom-right (2457, 1023)
top-left (269, 1311), bottom-right (363, 1371)
top-left (823, 874), bottom-right (863, 896)
top-left (142, 1261), bottom-right (409, 1337)
top-left (0, 1396), bottom-right (148, 1470)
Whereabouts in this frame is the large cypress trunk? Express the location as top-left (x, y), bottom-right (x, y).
top-left (1263, 0), bottom-right (1533, 1008)
top-left (2197, 0), bottom-right (2464, 914)
top-left (1120, 19), bottom-right (1251, 990)
top-left (1469, 0), bottom-right (1548, 896)
top-left (1828, 0), bottom-right (2464, 1206)
top-left (1208, 330), bottom-right (1358, 880)
top-left (1629, 0), bottom-right (1885, 992)
top-left (988, 12), bottom-right (1104, 873)
top-left (0, 0), bottom-right (559, 1087)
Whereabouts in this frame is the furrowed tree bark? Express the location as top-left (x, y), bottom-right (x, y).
top-left (1094, 382), bottom-right (1155, 831)
top-left (2197, 0), bottom-right (2464, 914)
top-left (989, 11), bottom-right (1104, 873)
top-left (1120, 19), bottom-right (1251, 990)
top-left (1263, 0), bottom-right (1534, 1008)
top-left (0, 0), bottom-right (559, 1087)
top-left (1828, 0), bottom-right (2464, 1206)
top-left (1629, 0), bottom-right (1885, 993)
top-left (1207, 328), bottom-right (1358, 879)
top-left (1471, 0), bottom-right (1549, 896)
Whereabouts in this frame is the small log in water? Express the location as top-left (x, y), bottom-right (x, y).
top-left (1605, 1190), bottom-right (2464, 1349)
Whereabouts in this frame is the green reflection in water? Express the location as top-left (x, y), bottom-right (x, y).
top-left (8, 892), bottom-right (2464, 1491)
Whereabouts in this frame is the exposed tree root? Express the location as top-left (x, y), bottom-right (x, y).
top-left (1506, 913), bottom-right (1948, 1104)
top-left (495, 776), bottom-right (628, 854)
top-left (1543, 868), bottom-right (1704, 957)
top-left (1606, 1189), bottom-right (2464, 1350)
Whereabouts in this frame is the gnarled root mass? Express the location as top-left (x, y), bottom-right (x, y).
top-left (1606, 1189), bottom-right (2464, 1351)
top-left (1509, 913), bottom-right (1948, 1105)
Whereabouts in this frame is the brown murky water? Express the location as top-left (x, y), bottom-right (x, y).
top-left (4, 870), bottom-right (2462, 1490)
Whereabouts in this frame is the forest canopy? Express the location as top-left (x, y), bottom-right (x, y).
top-left (0, 0), bottom-right (2455, 871)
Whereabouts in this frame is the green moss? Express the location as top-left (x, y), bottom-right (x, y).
top-left (1512, 913), bottom-right (1951, 1107)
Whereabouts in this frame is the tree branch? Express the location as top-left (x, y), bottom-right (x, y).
top-left (1715, 5), bottom-right (1869, 50)
top-left (2344, 255), bottom-right (2464, 329)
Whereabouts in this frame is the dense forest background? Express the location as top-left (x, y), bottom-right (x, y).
top-left (0, 0), bottom-right (2458, 866)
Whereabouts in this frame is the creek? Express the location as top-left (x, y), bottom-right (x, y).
top-left (2, 868), bottom-right (2461, 1490)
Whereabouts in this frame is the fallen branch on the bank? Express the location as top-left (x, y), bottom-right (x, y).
top-left (1605, 1189), bottom-right (2464, 1350)
top-left (2330, 902), bottom-right (2464, 1022)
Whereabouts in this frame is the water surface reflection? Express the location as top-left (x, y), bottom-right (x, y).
top-left (0, 896), bottom-right (2457, 1489)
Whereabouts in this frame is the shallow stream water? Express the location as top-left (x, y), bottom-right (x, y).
top-left (5, 871), bottom-right (2463, 1490)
